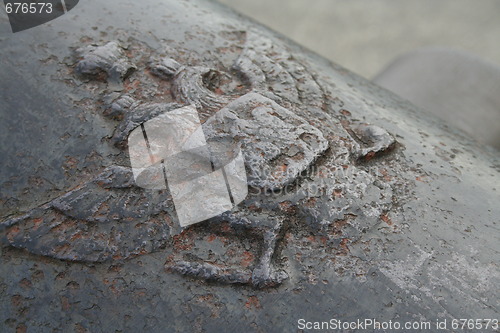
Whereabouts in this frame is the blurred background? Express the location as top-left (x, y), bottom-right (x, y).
top-left (217, 0), bottom-right (500, 79)
top-left (1, 0), bottom-right (498, 147)
top-left (217, 0), bottom-right (500, 149)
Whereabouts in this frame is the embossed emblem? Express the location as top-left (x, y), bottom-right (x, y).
top-left (1, 32), bottom-right (400, 288)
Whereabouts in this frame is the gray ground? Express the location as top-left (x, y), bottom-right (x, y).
top-left (217, 0), bottom-right (500, 79)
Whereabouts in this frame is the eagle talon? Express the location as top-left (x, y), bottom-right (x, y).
top-left (251, 266), bottom-right (288, 288)
top-left (167, 260), bottom-right (252, 285)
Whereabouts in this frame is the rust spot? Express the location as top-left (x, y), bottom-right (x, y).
top-left (107, 265), bottom-right (122, 273)
top-left (318, 167), bottom-right (330, 178)
top-left (225, 247), bottom-right (236, 258)
top-left (61, 296), bottom-right (71, 311)
top-left (6, 226), bottom-right (20, 242)
top-left (109, 280), bottom-right (123, 295)
top-left (74, 323), bottom-right (88, 333)
top-left (51, 219), bottom-right (77, 233)
top-left (217, 235), bottom-right (229, 246)
top-left (240, 251), bottom-right (254, 268)
top-left (340, 119), bottom-right (350, 128)
top-left (290, 152), bottom-right (305, 161)
top-left (235, 84), bottom-right (246, 92)
top-left (380, 213), bottom-right (393, 226)
top-left (305, 197), bottom-right (317, 208)
top-left (272, 164), bottom-right (288, 179)
top-left (137, 248), bottom-right (148, 255)
top-left (124, 77), bottom-right (140, 92)
top-left (32, 218), bottom-right (43, 230)
top-left (247, 204), bottom-right (262, 213)
top-left (66, 281), bottom-right (80, 290)
top-left (330, 218), bottom-right (349, 236)
top-left (244, 296), bottom-right (261, 309)
top-left (19, 278), bottom-right (32, 289)
top-left (220, 222), bottom-right (232, 233)
top-left (363, 151), bottom-right (376, 161)
top-left (380, 168), bottom-right (392, 181)
top-left (53, 244), bottom-right (71, 255)
top-left (197, 294), bottom-right (214, 302)
top-left (340, 109), bottom-right (351, 116)
top-left (63, 156), bottom-right (79, 171)
top-left (16, 324), bottom-right (27, 333)
top-left (332, 188), bottom-right (342, 199)
top-left (31, 270), bottom-right (45, 282)
top-left (172, 228), bottom-right (196, 251)
top-left (278, 201), bottom-right (295, 214)
top-left (338, 238), bottom-right (350, 255)
top-left (11, 295), bottom-right (22, 308)
top-left (164, 254), bottom-right (175, 266)
top-left (70, 232), bottom-right (83, 241)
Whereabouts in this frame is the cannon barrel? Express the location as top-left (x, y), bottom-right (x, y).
top-left (0, 0), bottom-right (498, 331)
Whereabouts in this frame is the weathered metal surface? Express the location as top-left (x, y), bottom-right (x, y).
top-left (0, 0), bottom-right (498, 331)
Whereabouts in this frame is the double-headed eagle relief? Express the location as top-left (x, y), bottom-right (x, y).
top-left (1, 31), bottom-right (400, 288)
